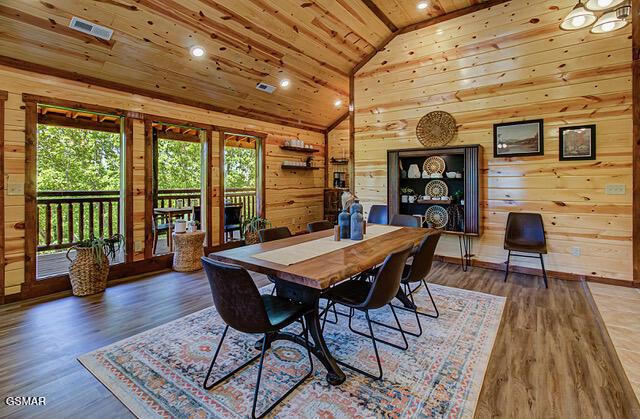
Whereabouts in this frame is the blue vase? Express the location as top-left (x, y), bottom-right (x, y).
top-left (338, 208), bottom-right (351, 239)
top-left (350, 210), bottom-right (364, 240)
top-left (351, 199), bottom-right (363, 215)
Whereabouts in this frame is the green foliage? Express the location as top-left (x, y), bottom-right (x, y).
top-left (157, 139), bottom-right (201, 190)
top-left (224, 147), bottom-right (256, 189)
top-left (37, 125), bottom-right (121, 191)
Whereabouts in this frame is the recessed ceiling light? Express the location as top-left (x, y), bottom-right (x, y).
top-left (190, 46), bottom-right (205, 57)
top-left (280, 79), bottom-right (290, 88)
top-left (417, 2), bottom-right (428, 10)
top-left (334, 99), bottom-right (343, 107)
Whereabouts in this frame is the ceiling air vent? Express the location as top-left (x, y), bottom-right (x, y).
top-left (256, 82), bottom-right (276, 94)
top-left (69, 17), bottom-right (114, 41)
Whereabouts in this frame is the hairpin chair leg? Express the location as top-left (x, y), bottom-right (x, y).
top-left (539, 254), bottom-right (548, 288)
top-left (348, 304), bottom-right (408, 350)
top-left (335, 310), bottom-right (383, 381)
top-left (504, 250), bottom-right (511, 282)
top-left (203, 325), bottom-right (261, 390)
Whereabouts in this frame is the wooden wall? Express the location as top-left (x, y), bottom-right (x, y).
top-left (327, 118), bottom-right (351, 189)
top-left (1, 65), bottom-right (324, 299)
top-left (354, 0), bottom-right (633, 282)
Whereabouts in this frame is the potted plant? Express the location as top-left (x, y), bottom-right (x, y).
top-left (66, 234), bottom-right (124, 296)
top-left (400, 187), bottom-right (415, 204)
top-left (242, 216), bottom-right (271, 245)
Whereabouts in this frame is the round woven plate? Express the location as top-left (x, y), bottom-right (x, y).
top-left (416, 111), bottom-right (457, 147)
top-left (425, 180), bottom-right (448, 198)
top-left (425, 205), bottom-right (448, 229)
top-left (423, 156), bottom-right (446, 175)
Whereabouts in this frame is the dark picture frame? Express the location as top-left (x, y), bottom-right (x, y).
top-left (559, 125), bottom-right (596, 161)
top-left (493, 119), bottom-right (544, 158)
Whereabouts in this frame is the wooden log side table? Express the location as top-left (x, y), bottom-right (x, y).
top-left (172, 231), bottom-right (205, 272)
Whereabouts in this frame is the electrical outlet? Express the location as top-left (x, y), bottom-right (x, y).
top-left (134, 241), bottom-right (143, 252)
top-left (7, 183), bottom-right (24, 196)
top-left (570, 246), bottom-right (581, 257)
top-left (605, 184), bottom-right (625, 195)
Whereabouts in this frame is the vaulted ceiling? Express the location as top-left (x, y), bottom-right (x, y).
top-left (0, 0), bottom-right (491, 131)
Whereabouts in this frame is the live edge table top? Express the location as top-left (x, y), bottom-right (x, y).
top-left (208, 226), bottom-right (433, 290)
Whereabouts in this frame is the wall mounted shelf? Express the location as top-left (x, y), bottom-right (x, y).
top-left (280, 145), bottom-right (319, 153)
top-left (281, 165), bottom-right (320, 170)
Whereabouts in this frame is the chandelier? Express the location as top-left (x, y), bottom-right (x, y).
top-left (560, 0), bottom-right (631, 33)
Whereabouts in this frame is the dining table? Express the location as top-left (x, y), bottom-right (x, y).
top-left (154, 206), bottom-right (193, 251)
top-left (208, 224), bottom-right (433, 385)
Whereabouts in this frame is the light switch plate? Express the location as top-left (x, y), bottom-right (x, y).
top-left (570, 246), bottom-right (581, 257)
top-left (7, 183), bottom-right (24, 196)
top-left (134, 241), bottom-right (143, 252)
top-left (605, 184), bottom-right (625, 195)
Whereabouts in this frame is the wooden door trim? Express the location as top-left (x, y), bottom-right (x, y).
top-left (23, 99), bottom-right (38, 291)
top-left (124, 118), bottom-right (135, 263)
top-left (0, 91), bottom-right (6, 303)
top-left (205, 128), bottom-right (213, 248)
top-left (633, 0), bottom-right (640, 285)
top-left (218, 130), bottom-right (225, 246)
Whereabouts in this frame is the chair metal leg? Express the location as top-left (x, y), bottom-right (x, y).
top-left (203, 325), bottom-right (261, 390)
top-left (335, 310), bottom-right (383, 381)
top-left (539, 254), bottom-right (548, 289)
top-left (504, 250), bottom-right (511, 282)
top-left (348, 305), bottom-right (408, 350)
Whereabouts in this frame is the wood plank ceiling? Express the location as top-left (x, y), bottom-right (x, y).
top-left (370, 0), bottom-right (493, 28)
top-left (0, 0), bottom-right (488, 131)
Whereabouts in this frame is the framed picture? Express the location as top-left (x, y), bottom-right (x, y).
top-left (493, 119), bottom-right (544, 157)
top-left (559, 125), bottom-right (596, 161)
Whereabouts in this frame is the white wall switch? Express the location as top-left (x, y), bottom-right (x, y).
top-left (7, 183), bottom-right (24, 196)
top-left (570, 246), bottom-right (581, 257)
top-left (605, 184), bottom-right (625, 195)
top-left (134, 241), bottom-right (143, 252)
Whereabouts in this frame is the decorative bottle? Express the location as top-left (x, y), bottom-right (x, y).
top-left (350, 210), bottom-right (364, 240)
top-left (338, 208), bottom-right (351, 239)
top-left (351, 199), bottom-right (363, 215)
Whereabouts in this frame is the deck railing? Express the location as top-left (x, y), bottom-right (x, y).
top-left (225, 187), bottom-right (257, 221)
top-left (37, 188), bottom-right (257, 252)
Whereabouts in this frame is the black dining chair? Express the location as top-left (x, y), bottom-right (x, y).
top-left (390, 214), bottom-right (421, 228)
top-left (258, 226), bottom-right (292, 243)
top-left (307, 220), bottom-right (333, 233)
top-left (258, 226), bottom-right (292, 294)
top-left (321, 245), bottom-right (413, 380)
top-left (224, 205), bottom-right (242, 241)
top-left (367, 205), bottom-right (388, 225)
top-left (152, 216), bottom-right (169, 255)
top-left (201, 257), bottom-right (314, 418)
top-left (504, 212), bottom-right (548, 288)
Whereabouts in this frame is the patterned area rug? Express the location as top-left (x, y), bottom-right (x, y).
top-left (79, 284), bottom-right (505, 418)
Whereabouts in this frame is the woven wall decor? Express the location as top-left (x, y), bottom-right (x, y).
top-left (416, 111), bottom-right (457, 147)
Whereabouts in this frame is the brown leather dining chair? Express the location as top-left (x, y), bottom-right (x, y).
top-left (321, 245), bottom-right (413, 380)
top-left (307, 220), bottom-right (333, 233)
top-left (390, 214), bottom-right (421, 228)
top-left (504, 212), bottom-right (548, 288)
top-left (201, 257), bottom-right (314, 418)
top-left (258, 226), bottom-right (292, 243)
top-left (258, 226), bottom-right (292, 294)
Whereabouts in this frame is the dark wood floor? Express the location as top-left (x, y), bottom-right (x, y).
top-left (0, 262), bottom-right (638, 418)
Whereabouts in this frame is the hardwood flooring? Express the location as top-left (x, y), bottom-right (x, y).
top-left (0, 262), bottom-right (637, 418)
top-left (589, 282), bottom-right (640, 401)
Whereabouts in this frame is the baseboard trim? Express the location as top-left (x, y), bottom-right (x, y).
top-left (435, 255), bottom-right (637, 288)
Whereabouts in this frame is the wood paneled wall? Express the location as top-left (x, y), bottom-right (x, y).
top-left (1, 65), bottom-right (324, 298)
top-left (354, 0), bottom-right (633, 282)
top-left (327, 118), bottom-right (351, 189)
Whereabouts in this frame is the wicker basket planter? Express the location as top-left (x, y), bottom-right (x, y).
top-left (66, 247), bottom-right (109, 296)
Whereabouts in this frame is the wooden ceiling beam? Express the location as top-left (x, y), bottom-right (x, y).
top-left (37, 113), bottom-right (121, 133)
top-left (2, 56), bottom-right (325, 133)
top-left (360, 0), bottom-right (398, 33)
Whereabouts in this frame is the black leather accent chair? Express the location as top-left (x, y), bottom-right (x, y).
top-left (503, 212), bottom-right (548, 288)
top-left (223, 205), bottom-right (242, 241)
top-left (307, 220), bottom-right (333, 233)
top-left (322, 245), bottom-right (413, 380)
top-left (201, 257), bottom-right (314, 418)
top-left (367, 204), bottom-right (388, 225)
top-left (390, 214), bottom-right (421, 228)
top-left (258, 226), bottom-right (292, 243)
